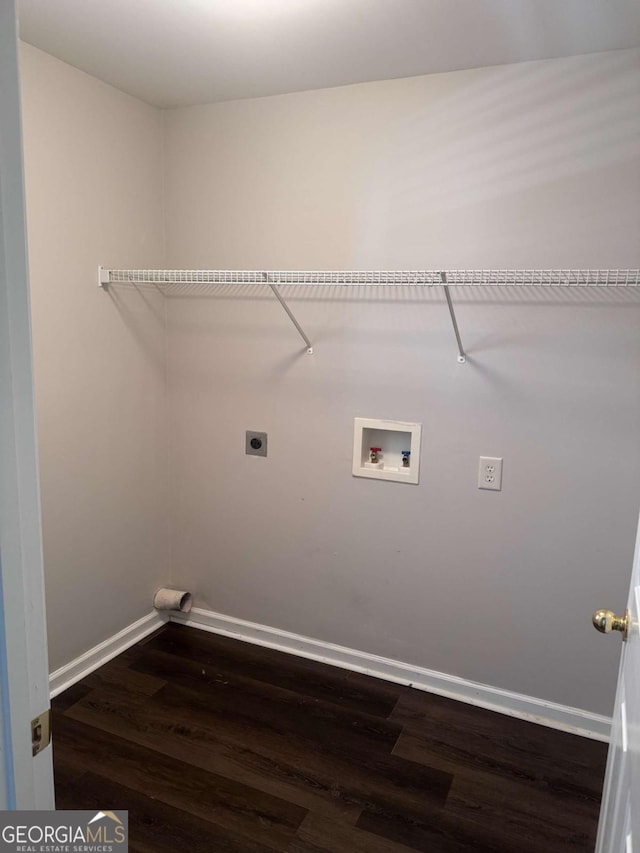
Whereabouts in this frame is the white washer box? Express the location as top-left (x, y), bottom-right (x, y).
top-left (352, 418), bottom-right (422, 485)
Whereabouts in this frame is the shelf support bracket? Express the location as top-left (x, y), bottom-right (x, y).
top-left (264, 274), bottom-right (313, 354)
top-left (98, 266), bottom-right (110, 288)
top-left (441, 271), bottom-right (466, 363)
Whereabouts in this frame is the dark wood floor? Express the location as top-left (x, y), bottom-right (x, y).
top-left (52, 623), bottom-right (607, 852)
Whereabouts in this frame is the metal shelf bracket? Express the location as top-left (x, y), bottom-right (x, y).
top-left (264, 274), bottom-right (313, 354)
top-left (440, 271), bottom-right (466, 363)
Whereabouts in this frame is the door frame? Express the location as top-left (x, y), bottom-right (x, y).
top-left (0, 0), bottom-right (54, 809)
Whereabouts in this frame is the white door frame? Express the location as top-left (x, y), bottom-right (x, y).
top-left (0, 0), bottom-right (55, 810)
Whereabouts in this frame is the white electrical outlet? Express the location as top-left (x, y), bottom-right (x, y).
top-left (478, 456), bottom-right (503, 491)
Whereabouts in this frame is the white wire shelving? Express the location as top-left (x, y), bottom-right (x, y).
top-left (98, 267), bottom-right (640, 363)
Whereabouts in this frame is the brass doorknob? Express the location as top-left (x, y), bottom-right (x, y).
top-left (592, 609), bottom-right (629, 641)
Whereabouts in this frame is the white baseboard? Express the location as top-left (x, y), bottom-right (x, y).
top-left (49, 610), bottom-right (166, 698)
top-left (49, 605), bottom-right (611, 742)
top-left (171, 607), bottom-right (612, 743)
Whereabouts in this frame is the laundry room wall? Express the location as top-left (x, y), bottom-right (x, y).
top-left (163, 49), bottom-right (640, 717)
top-left (20, 43), bottom-right (167, 671)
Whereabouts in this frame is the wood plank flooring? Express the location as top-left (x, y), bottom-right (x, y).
top-left (52, 623), bottom-right (607, 852)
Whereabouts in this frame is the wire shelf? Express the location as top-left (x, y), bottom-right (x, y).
top-left (98, 266), bottom-right (640, 363)
top-left (101, 268), bottom-right (640, 287)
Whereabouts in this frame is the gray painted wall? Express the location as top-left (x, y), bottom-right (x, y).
top-left (164, 50), bottom-right (640, 716)
top-left (18, 42), bottom-right (640, 716)
top-left (20, 44), bottom-right (167, 671)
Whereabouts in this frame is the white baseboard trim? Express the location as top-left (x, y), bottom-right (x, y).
top-left (49, 605), bottom-right (611, 742)
top-left (171, 607), bottom-right (612, 743)
top-left (49, 610), bottom-right (167, 698)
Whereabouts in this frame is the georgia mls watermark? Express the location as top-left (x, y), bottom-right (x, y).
top-left (0, 811), bottom-right (128, 853)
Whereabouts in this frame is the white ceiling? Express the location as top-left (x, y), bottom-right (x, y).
top-left (18, 0), bottom-right (640, 108)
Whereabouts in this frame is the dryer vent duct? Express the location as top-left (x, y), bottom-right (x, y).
top-left (153, 588), bottom-right (192, 613)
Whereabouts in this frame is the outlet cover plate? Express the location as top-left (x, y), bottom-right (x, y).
top-left (246, 431), bottom-right (268, 457)
top-left (478, 456), bottom-right (502, 491)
